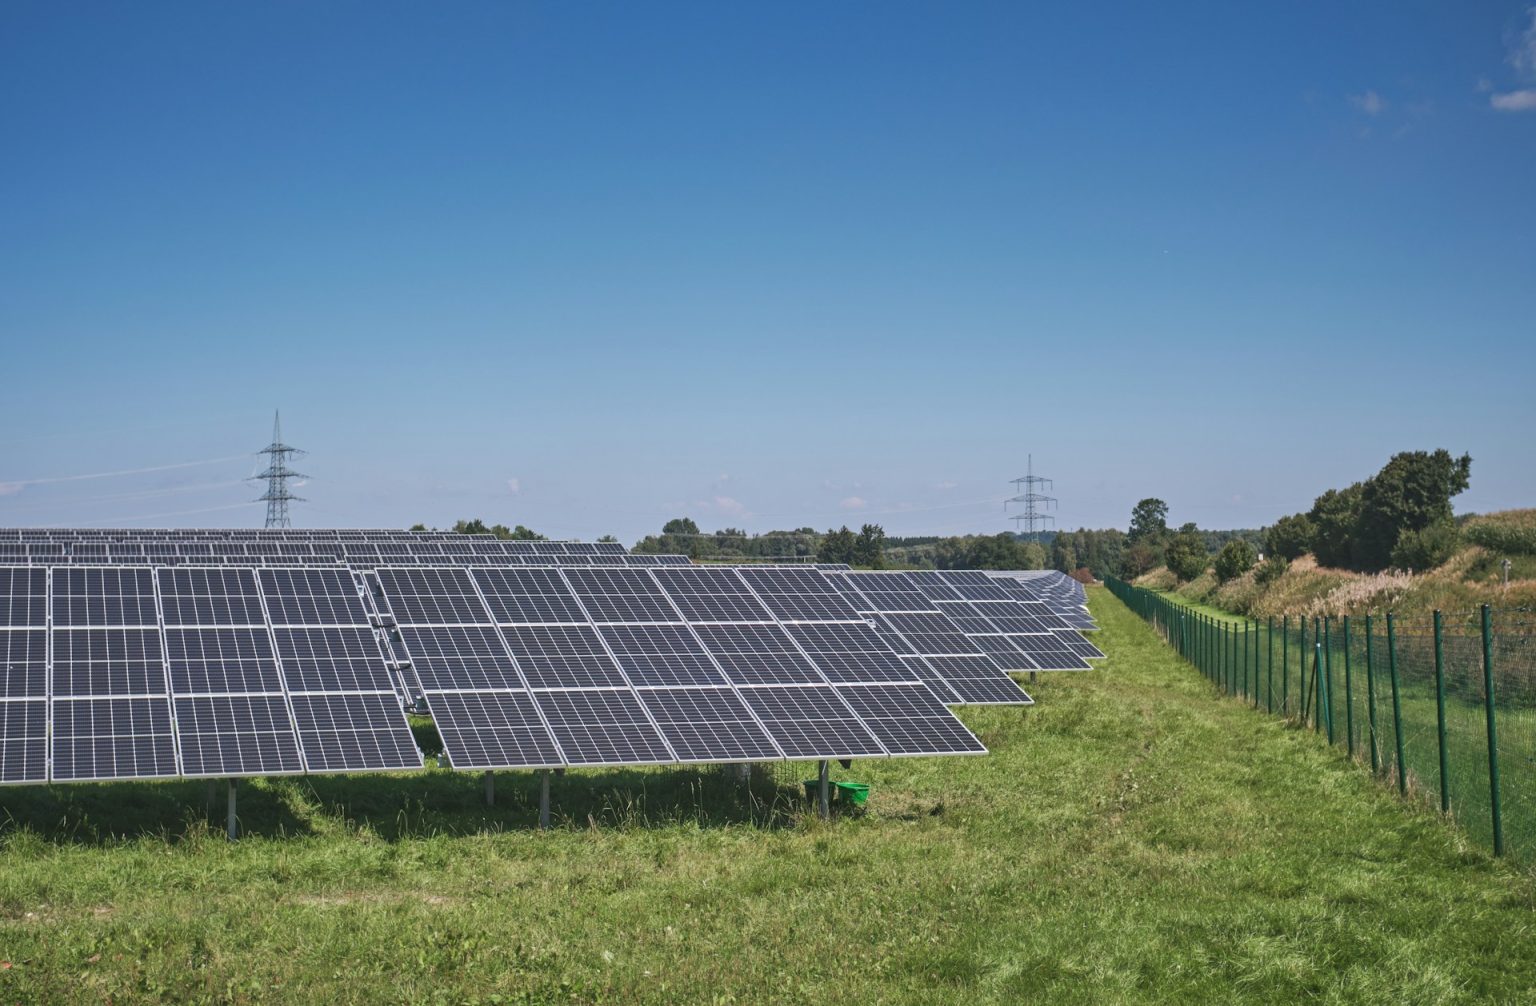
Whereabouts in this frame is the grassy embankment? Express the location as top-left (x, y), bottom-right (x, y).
top-left (3, 588), bottom-right (1536, 1003)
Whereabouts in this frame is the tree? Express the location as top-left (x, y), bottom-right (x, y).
top-left (1390, 518), bottom-right (1461, 571)
top-left (1128, 498), bottom-right (1169, 545)
top-left (408, 523), bottom-right (428, 532)
top-left (1214, 539), bottom-right (1258, 582)
top-left (452, 518), bottom-right (490, 535)
top-left (1121, 542), bottom-right (1159, 578)
top-left (1308, 483), bottom-right (1364, 569)
top-left (1353, 450), bottom-right (1472, 572)
top-left (662, 517), bottom-right (700, 536)
top-left (819, 526), bottom-right (858, 564)
top-left (597, 534), bottom-right (619, 544)
top-left (1019, 541), bottom-right (1048, 570)
top-left (1164, 522), bottom-right (1208, 581)
top-left (853, 524), bottom-right (886, 569)
top-left (1263, 513), bottom-right (1315, 561)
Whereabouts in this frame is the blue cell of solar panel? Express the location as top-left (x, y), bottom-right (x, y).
top-left (0, 568), bottom-right (46, 627)
top-left (0, 629), bottom-right (47, 698)
top-left (563, 568), bottom-right (679, 623)
top-left (173, 694), bottom-right (304, 776)
top-left (688, 624), bottom-right (824, 685)
top-left (397, 626), bottom-right (526, 691)
top-left (0, 700), bottom-right (48, 783)
top-left (288, 693), bottom-right (421, 772)
top-left (736, 685), bottom-right (885, 759)
top-left (272, 627), bottom-right (399, 692)
top-left (376, 568), bottom-right (492, 624)
top-left (531, 689), bottom-right (675, 764)
top-left (164, 628), bottom-right (283, 694)
top-left (429, 690), bottom-right (565, 769)
top-left (156, 568), bottom-right (268, 626)
top-left (51, 629), bottom-right (167, 696)
top-left (596, 624), bottom-right (727, 686)
top-left (638, 687), bottom-right (782, 761)
top-left (50, 697), bottom-right (179, 781)
top-left (469, 568), bottom-right (589, 624)
top-left (257, 568), bottom-right (370, 625)
top-left (51, 568), bottom-right (159, 626)
top-left (498, 625), bottom-right (628, 689)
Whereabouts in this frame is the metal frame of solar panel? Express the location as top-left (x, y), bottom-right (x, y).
top-left (826, 571), bottom-right (1035, 705)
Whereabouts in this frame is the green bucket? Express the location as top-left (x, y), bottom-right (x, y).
top-left (833, 781), bottom-right (869, 806)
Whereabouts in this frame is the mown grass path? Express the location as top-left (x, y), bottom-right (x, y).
top-left (2, 587), bottom-right (1534, 1003)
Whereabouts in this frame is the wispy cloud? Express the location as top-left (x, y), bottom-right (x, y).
top-left (839, 496), bottom-right (867, 510)
top-left (0, 483), bottom-right (21, 497)
top-left (712, 495), bottom-right (747, 516)
top-left (934, 481), bottom-right (958, 491)
top-left (1491, 88), bottom-right (1536, 111)
top-left (506, 477), bottom-right (521, 494)
top-left (1490, 6), bottom-right (1536, 111)
top-left (1349, 90), bottom-right (1385, 115)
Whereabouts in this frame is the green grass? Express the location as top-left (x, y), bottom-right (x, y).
top-left (4, 588), bottom-right (1536, 1003)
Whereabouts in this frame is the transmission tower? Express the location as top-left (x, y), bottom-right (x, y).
top-left (1004, 454), bottom-right (1056, 540)
top-left (249, 411), bottom-right (307, 528)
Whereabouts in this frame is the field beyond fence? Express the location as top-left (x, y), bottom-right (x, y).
top-left (1106, 576), bottom-right (1536, 862)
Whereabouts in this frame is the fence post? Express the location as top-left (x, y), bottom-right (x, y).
top-left (1433, 610), bottom-right (1449, 815)
top-left (1281, 615), bottom-right (1289, 715)
top-left (1253, 619), bottom-right (1261, 709)
top-left (1312, 617), bottom-right (1323, 735)
top-left (1267, 616), bottom-right (1275, 714)
top-left (1323, 617), bottom-right (1334, 744)
top-left (1482, 605), bottom-right (1503, 856)
top-left (1343, 615), bottom-right (1354, 758)
top-left (1365, 613), bottom-right (1379, 774)
top-left (1387, 613), bottom-right (1406, 797)
top-left (1299, 617), bottom-right (1311, 726)
top-left (1242, 620), bottom-right (1249, 701)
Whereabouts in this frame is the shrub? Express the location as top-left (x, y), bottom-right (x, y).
top-left (1464, 513), bottom-right (1536, 556)
top-left (1214, 540), bottom-right (1258, 583)
top-left (1255, 555), bottom-right (1289, 585)
top-left (1390, 518), bottom-right (1460, 571)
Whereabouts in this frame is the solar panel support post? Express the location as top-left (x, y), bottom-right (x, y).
top-left (484, 770), bottom-right (494, 807)
top-left (227, 779), bottom-right (238, 841)
top-left (817, 760), bottom-right (830, 819)
top-left (539, 771), bottom-right (551, 830)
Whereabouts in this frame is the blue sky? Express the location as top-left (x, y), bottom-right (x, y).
top-left (2, 3), bottom-right (1533, 542)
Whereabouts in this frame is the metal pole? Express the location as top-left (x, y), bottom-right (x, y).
top-left (1242, 620), bottom-right (1249, 702)
top-left (1343, 616), bottom-right (1354, 758)
top-left (1313, 617), bottom-right (1323, 735)
top-left (1433, 611), bottom-right (1449, 815)
top-left (1323, 617), bottom-right (1334, 744)
top-left (1267, 616), bottom-right (1275, 714)
top-left (539, 770), bottom-right (551, 830)
top-left (817, 759), bottom-right (830, 820)
top-left (1481, 605), bottom-right (1503, 855)
top-left (1254, 619), bottom-right (1261, 709)
top-left (1299, 617), bottom-right (1309, 724)
top-left (484, 770), bottom-right (494, 807)
top-left (227, 779), bottom-right (238, 842)
top-left (1387, 613), bottom-right (1406, 796)
top-left (1365, 614), bottom-right (1379, 774)
top-left (1281, 615), bottom-right (1289, 715)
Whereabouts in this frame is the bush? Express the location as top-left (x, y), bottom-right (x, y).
top-left (1255, 555), bottom-right (1289, 585)
top-left (1390, 518), bottom-right (1460, 571)
top-left (1464, 514), bottom-right (1536, 556)
top-left (1214, 540), bottom-right (1258, 583)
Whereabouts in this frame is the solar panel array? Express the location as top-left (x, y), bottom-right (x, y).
top-left (0, 530), bottom-right (1099, 787)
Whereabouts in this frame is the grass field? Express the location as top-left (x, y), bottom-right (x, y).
top-left (4, 588), bottom-right (1536, 1004)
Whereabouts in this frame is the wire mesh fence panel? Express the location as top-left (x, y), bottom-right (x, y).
top-left (1388, 613), bottom-right (1447, 814)
top-left (1492, 608), bottom-right (1536, 860)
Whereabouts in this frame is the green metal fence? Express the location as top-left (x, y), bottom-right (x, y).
top-left (1104, 576), bottom-right (1536, 862)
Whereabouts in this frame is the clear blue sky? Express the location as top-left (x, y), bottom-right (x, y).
top-left (2, 3), bottom-right (1533, 542)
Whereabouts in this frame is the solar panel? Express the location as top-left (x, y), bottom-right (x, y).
top-left (257, 568), bottom-right (421, 773)
top-left (0, 568), bottom-right (47, 784)
top-left (375, 567), bottom-right (567, 770)
top-left (50, 566), bottom-right (179, 782)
